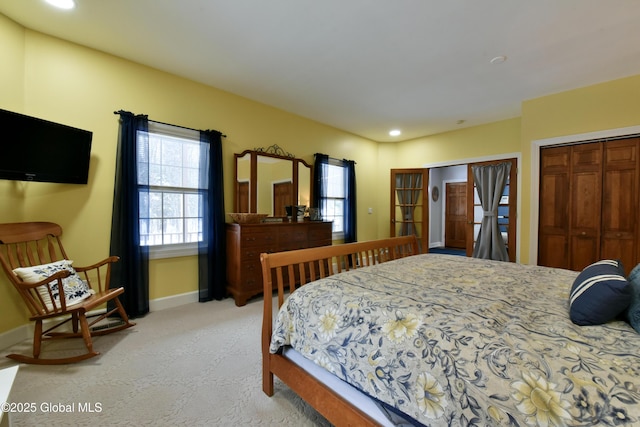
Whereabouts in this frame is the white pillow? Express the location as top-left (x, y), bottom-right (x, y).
top-left (13, 260), bottom-right (94, 310)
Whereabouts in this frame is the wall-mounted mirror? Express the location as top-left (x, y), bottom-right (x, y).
top-left (233, 145), bottom-right (312, 216)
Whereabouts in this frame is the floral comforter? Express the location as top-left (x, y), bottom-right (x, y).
top-left (270, 254), bottom-right (640, 426)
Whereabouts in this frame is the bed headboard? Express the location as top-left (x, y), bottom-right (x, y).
top-left (261, 235), bottom-right (419, 308)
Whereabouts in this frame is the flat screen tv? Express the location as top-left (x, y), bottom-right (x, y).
top-left (0, 109), bottom-right (92, 184)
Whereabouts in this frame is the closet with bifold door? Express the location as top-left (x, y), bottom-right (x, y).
top-left (538, 136), bottom-right (640, 275)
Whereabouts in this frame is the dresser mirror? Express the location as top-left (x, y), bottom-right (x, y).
top-left (233, 146), bottom-right (312, 216)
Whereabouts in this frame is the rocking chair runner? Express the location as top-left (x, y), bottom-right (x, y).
top-left (0, 222), bottom-right (135, 364)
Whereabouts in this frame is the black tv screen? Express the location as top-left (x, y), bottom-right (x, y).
top-left (0, 109), bottom-right (92, 184)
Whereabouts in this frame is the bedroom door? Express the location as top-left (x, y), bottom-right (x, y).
top-left (445, 182), bottom-right (466, 248)
top-left (390, 169), bottom-right (429, 253)
top-left (273, 181), bottom-right (293, 216)
top-left (237, 181), bottom-right (249, 213)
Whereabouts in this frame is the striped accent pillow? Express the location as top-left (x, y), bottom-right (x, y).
top-left (569, 259), bottom-right (631, 326)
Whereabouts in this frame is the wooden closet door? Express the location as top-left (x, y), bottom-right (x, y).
top-left (601, 138), bottom-right (640, 274)
top-left (538, 146), bottom-right (571, 269)
top-left (569, 143), bottom-right (603, 272)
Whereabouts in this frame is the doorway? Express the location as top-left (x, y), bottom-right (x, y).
top-left (427, 157), bottom-right (518, 262)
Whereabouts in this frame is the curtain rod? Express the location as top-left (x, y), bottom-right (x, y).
top-left (113, 110), bottom-right (226, 138)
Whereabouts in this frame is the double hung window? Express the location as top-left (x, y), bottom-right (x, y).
top-left (137, 122), bottom-right (207, 258)
top-left (319, 158), bottom-right (347, 238)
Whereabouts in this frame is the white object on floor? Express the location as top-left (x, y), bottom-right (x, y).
top-left (0, 365), bottom-right (19, 427)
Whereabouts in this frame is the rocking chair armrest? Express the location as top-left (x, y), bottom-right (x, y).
top-left (16, 271), bottom-right (71, 313)
top-left (73, 256), bottom-right (120, 273)
top-left (16, 270), bottom-right (70, 289)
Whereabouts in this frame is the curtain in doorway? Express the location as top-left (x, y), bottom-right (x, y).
top-left (471, 162), bottom-right (510, 261)
top-left (395, 173), bottom-right (423, 238)
top-left (110, 111), bottom-right (150, 317)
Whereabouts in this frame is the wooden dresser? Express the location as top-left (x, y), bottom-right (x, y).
top-left (226, 221), bottom-right (332, 306)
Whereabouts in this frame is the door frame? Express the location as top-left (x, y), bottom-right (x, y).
top-left (423, 152), bottom-right (522, 262)
top-left (529, 125), bottom-right (640, 265)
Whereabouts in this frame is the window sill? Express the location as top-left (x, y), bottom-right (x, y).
top-left (148, 243), bottom-right (198, 260)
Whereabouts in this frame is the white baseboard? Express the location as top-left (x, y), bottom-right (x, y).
top-left (0, 291), bottom-right (200, 352)
top-left (430, 241), bottom-right (443, 248)
top-left (149, 291), bottom-right (199, 311)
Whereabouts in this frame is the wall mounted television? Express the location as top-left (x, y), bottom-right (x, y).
top-left (0, 109), bottom-right (92, 184)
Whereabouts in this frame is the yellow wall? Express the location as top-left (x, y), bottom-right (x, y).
top-left (380, 118), bottom-right (522, 241)
top-left (519, 74), bottom-right (640, 263)
top-left (384, 76), bottom-right (640, 265)
top-left (0, 17), bottom-right (378, 334)
top-left (2, 12), bottom-right (640, 337)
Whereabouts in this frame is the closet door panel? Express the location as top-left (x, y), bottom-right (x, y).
top-left (569, 144), bottom-right (602, 271)
top-left (571, 237), bottom-right (600, 272)
top-left (538, 163), bottom-right (570, 268)
top-left (601, 138), bottom-right (639, 274)
top-left (539, 234), bottom-right (568, 268)
top-left (539, 137), bottom-right (640, 273)
top-left (569, 171), bottom-right (601, 270)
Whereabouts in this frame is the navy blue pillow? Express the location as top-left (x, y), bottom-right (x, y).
top-left (626, 264), bottom-right (640, 333)
top-left (569, 260), bottom-right (631, 326)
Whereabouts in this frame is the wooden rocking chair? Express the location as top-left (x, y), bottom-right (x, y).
top-left (0, 222), bottom-right (135, 365)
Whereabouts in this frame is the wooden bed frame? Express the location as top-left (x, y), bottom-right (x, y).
top-left (260, 235), bottom-right (419, 426)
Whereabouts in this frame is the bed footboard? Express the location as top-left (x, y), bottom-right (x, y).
top-left (260, 235), bottom-right (419, 426)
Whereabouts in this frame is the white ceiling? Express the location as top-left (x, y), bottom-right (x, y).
top-left (2, 0), bottom-right (640, 142)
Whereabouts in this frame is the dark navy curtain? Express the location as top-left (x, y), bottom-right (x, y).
top-left (110, 111), bottom-right (149, 318)
top-left (312, 153), bottom-right (356, 243)
top-left (343, 159), bottom-right (357, 243)
top-left (312, 153), bottom-right (329, 211)
top-left (198, 130), bottom-right (226, 301)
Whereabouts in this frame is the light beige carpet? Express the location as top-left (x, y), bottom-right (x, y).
top-left (0, 297), bottom-right (332, 426)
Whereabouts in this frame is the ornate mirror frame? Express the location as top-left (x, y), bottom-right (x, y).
top-left (233, 145), bottom-right (313, 215)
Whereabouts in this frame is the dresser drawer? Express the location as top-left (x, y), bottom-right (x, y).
top-left (308, 223), bottom-right (333, 243)
top-left (277, 227), bottom-right (307, 244)
top-left (241, 273), bottom-right (262, 294)
top-left (242, 247), bottom-right (276, 262)
top-left (226, 221), bottom-right (332, 306)
top-left (240, 230), bottom-right (277, 248)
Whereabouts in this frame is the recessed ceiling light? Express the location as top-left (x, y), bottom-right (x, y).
top-left (389, 129), bottom-right (401, 137)
top-left (44, 0), bottom-right (76, 10)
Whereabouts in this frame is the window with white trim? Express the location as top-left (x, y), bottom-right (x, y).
top-left (137, 122), bottom-right (206, 258)
top-left (320, 159), bottom-right (346, 238)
